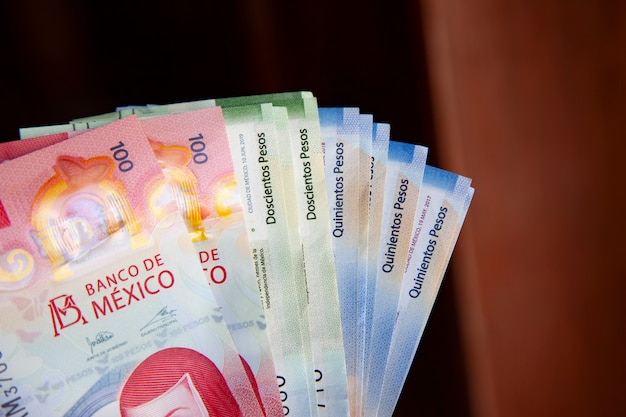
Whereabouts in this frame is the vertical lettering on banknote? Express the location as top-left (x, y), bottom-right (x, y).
top-left (0, 354), bottom-right (29, 417)
top-left (315, 369), bottom-right (326, 408)
top-left (110, 141), bottom-right (134, 172)
top-left (409, 205), bottom-right (448, 299)
top-left (332, 142), bottom-right (345, 238)
top-left (299, 129), bottom-right (317, 220)
top-left (188, 133), bottom-right (208, 164)
top-left (277, 375), bottom-right (289, 415)
top-left (382, 178), bottom-right (410, 273)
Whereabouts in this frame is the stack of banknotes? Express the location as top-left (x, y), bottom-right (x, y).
top-left (0, 92), bottom-right (473, 417)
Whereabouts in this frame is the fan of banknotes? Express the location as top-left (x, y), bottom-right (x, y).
top-left (0, 92), bottom-right (473, 417)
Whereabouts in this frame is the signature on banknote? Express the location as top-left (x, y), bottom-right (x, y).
top-left (140, 306), bottom-right (177, 332)
top-left (86, 331), bottom-right (114, 354)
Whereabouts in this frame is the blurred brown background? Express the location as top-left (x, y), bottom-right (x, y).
top-left (1, 1), bottom-right (625, 416)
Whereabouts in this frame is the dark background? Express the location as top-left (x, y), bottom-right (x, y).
top-left (3, 1), bottom-right (626, 417)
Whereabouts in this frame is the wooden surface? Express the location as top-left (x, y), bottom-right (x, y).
top-left (420, 1), bottom-right (626, 416)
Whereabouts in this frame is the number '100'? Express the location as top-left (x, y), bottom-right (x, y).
top-left (110, 141), bottom-right (134, 172)
top-left (189, 134), bottom-right (208, 164)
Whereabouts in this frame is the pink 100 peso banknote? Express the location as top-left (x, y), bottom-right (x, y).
top-left (139, 108), bottom-right (283, 417)
top-left (0, 116), bottom-right (265, 417)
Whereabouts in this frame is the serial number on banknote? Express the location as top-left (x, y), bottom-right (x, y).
top-left (0, 351), bottom-right (29, 416)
